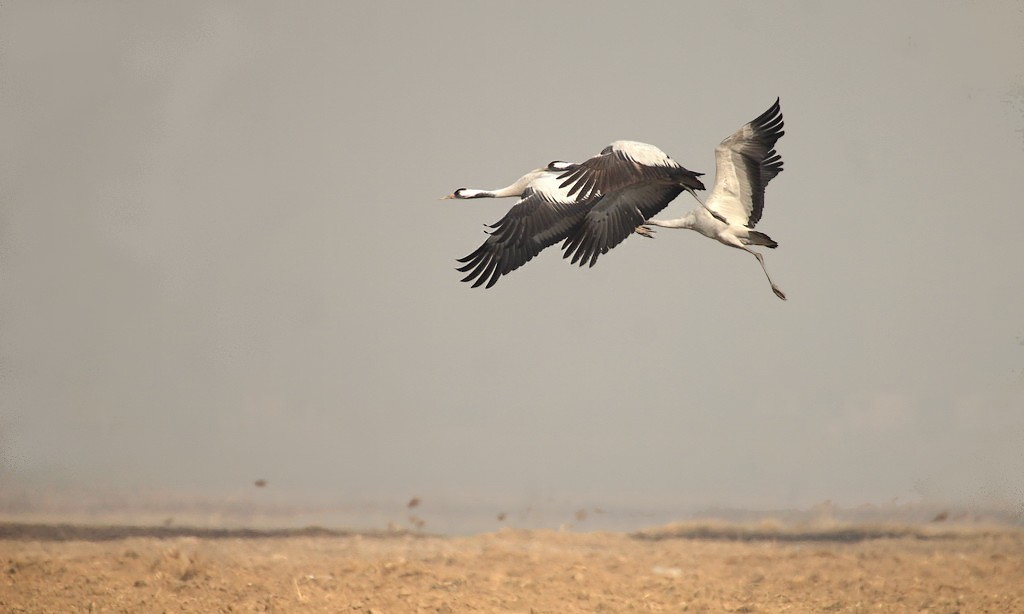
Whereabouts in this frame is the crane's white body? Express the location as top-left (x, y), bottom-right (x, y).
top-left (605, 140), bottom-right (678, 168)
top-left (648, 209), bottom-right (786, 300)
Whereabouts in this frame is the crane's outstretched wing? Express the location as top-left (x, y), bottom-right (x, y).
top-left (456, 188), bottom-right (592, 288)
top-left (561, 183), bottom-right (683, 268)
top-left (556, 141), bottom-right (705, 201)
top-left (706, 98), bottom-right (785, 228)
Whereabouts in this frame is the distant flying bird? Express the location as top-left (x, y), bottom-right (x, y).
top-left (641, 99), bottom-right (788, 300)
top-left (442, 166), bottom-right (667, 288)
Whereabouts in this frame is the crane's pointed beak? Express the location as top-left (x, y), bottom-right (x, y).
top-left (440, 193), bottom-right (455, 200)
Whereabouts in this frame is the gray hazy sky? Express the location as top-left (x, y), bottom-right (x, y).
top-left (2, 2), bottom-right (1023, 519)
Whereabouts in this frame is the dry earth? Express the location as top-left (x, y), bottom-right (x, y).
top-left (2, 523), bottom-right (1022, 613)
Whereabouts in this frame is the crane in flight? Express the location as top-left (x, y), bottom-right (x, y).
top-left (442, 167), bottom-right (596, 289)
top-left (636, 98), bottom-right (788, 300)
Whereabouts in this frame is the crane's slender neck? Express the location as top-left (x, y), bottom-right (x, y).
top-left (460, 170), bottom-right (544, 200)
top-left (489, 179), bottom-right (529, 198)
top-left (646, 210), bottom-right (698, 229)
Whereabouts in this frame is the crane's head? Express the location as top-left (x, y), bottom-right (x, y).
top-left (440, 187), bottom-right (466, 199)
top-left (441, 188), bottom-right (490, 199)
top-left (546, 161), bottom-right (575, 172)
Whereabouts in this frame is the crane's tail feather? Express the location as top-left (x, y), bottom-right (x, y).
top-left (747, 231), bottom-right (778, 249)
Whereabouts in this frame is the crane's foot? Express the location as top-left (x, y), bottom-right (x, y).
top-left (772, 285), bottom-right (787, 301)
top-left (634, 225), bottom-right (656, 238)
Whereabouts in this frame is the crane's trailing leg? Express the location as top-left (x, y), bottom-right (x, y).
top-left (744, 247), bottom-right (787, 301)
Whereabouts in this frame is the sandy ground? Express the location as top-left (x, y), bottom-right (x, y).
top-left (2, 523), bottom-right (1022, 613)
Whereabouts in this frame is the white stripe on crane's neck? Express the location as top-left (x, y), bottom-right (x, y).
top-left (611, 140), bottom-right (675, 167)
top-left (457, 188), bottom-right (494, 198)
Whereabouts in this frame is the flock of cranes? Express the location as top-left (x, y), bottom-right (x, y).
top-left (442, 99), bottom-right (788, 300)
